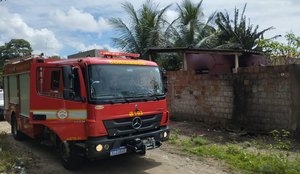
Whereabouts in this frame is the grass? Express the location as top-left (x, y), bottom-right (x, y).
top-left (0, 132), bottom-right (16, 172)
top-left (0, 132), bottom-right (29, 173)
top-left (169, 129), bottom-right (300, 174)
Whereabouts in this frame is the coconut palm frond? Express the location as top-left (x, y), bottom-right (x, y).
top-left (109, 1), bottom-right (170, 59)
top-left (213, 3), bottom-right (274, 50)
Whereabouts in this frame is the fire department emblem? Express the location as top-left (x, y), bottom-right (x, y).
top-left (57, 110), bottom-right (69, 119)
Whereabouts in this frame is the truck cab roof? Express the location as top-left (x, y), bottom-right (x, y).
top-left (49, 57), bottom-right (158, 67)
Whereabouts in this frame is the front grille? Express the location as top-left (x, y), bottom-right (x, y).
top-left (103, 114), bottom-right (162, 137)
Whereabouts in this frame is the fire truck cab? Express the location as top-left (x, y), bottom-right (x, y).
top-left (3, 52), bottom-right (170, 169)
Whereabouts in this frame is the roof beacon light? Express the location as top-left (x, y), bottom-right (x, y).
top-left (99, 51), bottom-right (140, 58)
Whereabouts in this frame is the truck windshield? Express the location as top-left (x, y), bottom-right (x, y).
top-left (89, 65), bottom-right (164, 103)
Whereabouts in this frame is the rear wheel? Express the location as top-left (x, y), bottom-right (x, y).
top-left (59, 141), bottom-right (83, 170)
top-left (11, 115), bottom-right (26, 140)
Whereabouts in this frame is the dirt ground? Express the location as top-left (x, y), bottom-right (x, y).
top-left (0, 120), bottom-right (231, 174)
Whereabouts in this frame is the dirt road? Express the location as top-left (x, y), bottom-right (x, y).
top-left (0, 121), bottom-right (230, 174)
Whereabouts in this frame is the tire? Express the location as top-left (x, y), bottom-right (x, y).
top-left (139, 149), bottom-right (146, 156)
top-left (59, 141), bottom-right (83, 170)
top-left (11, 115), bottom-right (26, 140)
top-left (0, 109), bottom-right (4, 121)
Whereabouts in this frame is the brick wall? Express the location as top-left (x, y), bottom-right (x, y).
top-left (167, 65), bottom-right (300, 132)
top-left (167, 71), bottom-right (234, 126)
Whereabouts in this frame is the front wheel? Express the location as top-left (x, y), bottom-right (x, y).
top-left (0, 109), bottom-right (4, 121)
top-left (11, 115), bottom-right (26, 140)
top-left (59, 141), bottom-right (83, 170)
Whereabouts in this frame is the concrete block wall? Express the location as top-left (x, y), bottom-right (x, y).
top-left (234, 66), bottom-right (296, 131)
top-left (167, 71), bottom-right (234, 126)
top-left (167, 65), bottom-right (300, 132)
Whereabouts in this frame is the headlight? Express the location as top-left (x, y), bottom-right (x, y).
top-left (163, 132), bottom-right (168, 138)
top-left (96, 144), bottom-right (103, 152)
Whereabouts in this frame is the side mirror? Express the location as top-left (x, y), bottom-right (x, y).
top-left (90, 81), bottom-right (100, 98)
top-left (160, 68), bottom-right (168, 93)
top-left (62, 66), bottom-right (85, 102)
top-left (62, 65), bottom-right (73, 87)
top-left (62, 65), bottom-right (74, 100)
top-left (69, 73), bottom-right (75, 79)
top-left (91, 81), bottom-right (100, 86)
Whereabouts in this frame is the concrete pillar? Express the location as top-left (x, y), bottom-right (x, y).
top-left (183, 52), bottom-right (187, 71)
top-left (234, 54), bottom-right (239, 73)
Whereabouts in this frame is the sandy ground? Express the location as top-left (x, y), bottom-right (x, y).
top-left (0, 120), bottom-right (231, 174)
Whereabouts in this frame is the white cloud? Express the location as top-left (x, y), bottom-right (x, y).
top-left (165, 9), bottom-right (178, 24)
top-left (1, 0), bottom-right (300, 56)
top-left (50, 7), bottom-right (111, 34)
top-left (69, 42), bottom-right (119, 52)
top-left (0, 6), bottom-right (62, 55)
top-left (202, 0), bottom-right (300, 40)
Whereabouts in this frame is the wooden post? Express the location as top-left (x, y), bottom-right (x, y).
top-left (149, 54), bottom-right (152, 61)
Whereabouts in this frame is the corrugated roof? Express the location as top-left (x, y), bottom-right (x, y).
top-left (147, 47), bottom-right (264, 55)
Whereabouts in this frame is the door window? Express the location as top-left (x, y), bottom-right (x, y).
top-left (37, 67), bottom-right (63, 98)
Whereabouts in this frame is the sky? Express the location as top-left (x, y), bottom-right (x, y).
top-left (0, 0), bottom-right (299, 58)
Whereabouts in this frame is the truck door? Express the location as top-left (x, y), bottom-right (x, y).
top-left (31, 64), bottom-right (88, 140)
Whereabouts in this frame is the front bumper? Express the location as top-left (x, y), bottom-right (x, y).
top-left (81, 126), bottom-right (170, 159)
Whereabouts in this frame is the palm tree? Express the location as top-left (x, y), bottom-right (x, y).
top-left (213, 4), bottom-right (273, 50)
top-left (110, 0), bottom-right (171, 59)
top-left (165, 0), bottom-right (216, 48)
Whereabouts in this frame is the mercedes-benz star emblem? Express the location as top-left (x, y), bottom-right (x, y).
top-left (132, 117), bottom-right (142, 130)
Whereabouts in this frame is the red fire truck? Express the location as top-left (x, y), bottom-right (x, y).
top-left (3, 52), bottom-right (170, 169)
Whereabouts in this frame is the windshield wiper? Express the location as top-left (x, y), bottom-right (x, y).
top-left (131, 93), bottom-right (164, 101)
top-left (123, 96), bottom-right (149, 102)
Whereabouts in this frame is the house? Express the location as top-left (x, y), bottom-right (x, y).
top-left (147, 48), bottom-right (267, 74)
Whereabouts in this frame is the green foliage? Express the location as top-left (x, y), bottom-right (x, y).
top-left (165, 0), bottom-right (216, 48)
top-left (257, 32), bottom-right (300, 65)
top-left (187, 143), bottom-right (300, 174)
top-left (169, 128), bottom-right (180, 144)
top-left (156, 53), bottom-right (182, 71)
top-left (48, 55), bottom-right (61, 59)
top-left (110, 0), bottom-right (171, 59)
top-left (0, 39), bottom-right (32, 59)
top-left (213, 4), bottom-right (273, 50)
top-left (0, 132), bottom-right (16, 172)
top-left (110, 1), bottom-right (275, 70)
top-left (191, 134), bottom-right (209, 146)
top-left (270, 129), bottom-right (292, 150)
top-left (171, 131), bottom-right (300, 174)
top-left (0, 132), bottom-right (31, 173)
top-left (0, 39), bottom-right (32, 69)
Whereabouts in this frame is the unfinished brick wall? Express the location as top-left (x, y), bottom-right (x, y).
top-left (167, 71), bottom-right (234, 126)
top-left (234, 66), bottom-right (298, 132)
top-left (167, 65), bottom-right (300, 132)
